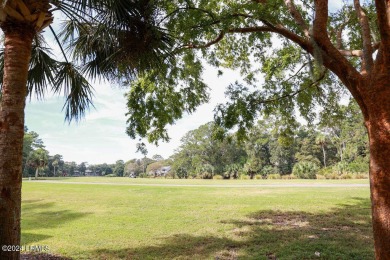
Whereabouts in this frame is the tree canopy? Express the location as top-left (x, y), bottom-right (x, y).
top-left (125, 0), bottom-right (377, 143)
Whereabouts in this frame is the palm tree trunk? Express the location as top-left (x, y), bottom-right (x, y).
top-left (321, 145), bottom-right (326, 168)
top-left (0, 30), bottom-right (33, 260)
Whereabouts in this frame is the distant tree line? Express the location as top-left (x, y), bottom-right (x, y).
top-left (22, 128), bottom-right (169, 178)
top-left (170, 100), bottom-right (369, 179)
top-left (23, 100), bottom-right (367, 180)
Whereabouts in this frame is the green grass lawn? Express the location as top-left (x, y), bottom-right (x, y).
top-left (21, 178), bottom-right (373, 259)
top-left (25, 176), bottom-right (370, 185)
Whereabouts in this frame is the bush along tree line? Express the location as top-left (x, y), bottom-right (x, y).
top-left (170, 100), bottom-right (368, 180)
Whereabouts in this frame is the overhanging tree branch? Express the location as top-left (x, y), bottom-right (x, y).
top-left (353, 0), bottom-right (374, 74)
top-left (312, 0), bottom-right (365, 112)
top-left (181, 31), bottom-right (225, 49)
top-left (177, 2), bottom-right (367, 115)
top-left (159, 6), bottom-right (217, 26)
top-left (338, 49), bottom-right (363, 57)
top-left (284, 0), bottom-right (310, 38)
top-left (336, 17), bottom-right (351, 49)
top-left (374, 0), bottom-right (390, 50)
top-left (258, 69), bottom-right (326, 105)
top-left (338, 42), bottom-right (380, 57)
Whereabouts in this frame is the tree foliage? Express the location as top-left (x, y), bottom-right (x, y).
top-left (171, 122), bottom-right (246, 178)
top-left (124, 0), bottom-right (377, 143)
top-left (171, 100), bottom-right (368, 179)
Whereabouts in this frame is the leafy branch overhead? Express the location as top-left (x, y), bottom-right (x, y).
top-left (124, 0), bottom-right (383, 143)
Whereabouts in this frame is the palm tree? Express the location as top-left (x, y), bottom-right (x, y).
top-left (0, 1), bottom-right (172, 258)
top-left (27, 148), bottom-right (48, 179)
top-left (52, 159), bottom-right (59, 176)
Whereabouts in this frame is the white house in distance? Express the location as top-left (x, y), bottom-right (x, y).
top-left (148, 166), bottom-right (171, 177)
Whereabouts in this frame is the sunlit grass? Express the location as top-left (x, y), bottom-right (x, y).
top-left (24, 176), bottom-right (370, 185)
top-left (21, 179), bottom-right (373, 259)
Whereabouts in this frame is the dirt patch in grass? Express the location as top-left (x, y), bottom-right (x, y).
top-left (226, 198), bottom-right (373, 259)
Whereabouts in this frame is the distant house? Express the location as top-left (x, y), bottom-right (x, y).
top-left (85, 169), bottom-right (95, 176)
top-left (148, 166), bottom-right (171, 177)
top-left (160, 166), bottom-right (171, 175)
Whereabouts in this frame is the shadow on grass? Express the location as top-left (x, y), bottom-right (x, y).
top-left (88, 198), bottom-right (373, 260)
top-left (226, 197), bottom-right (373, 259)
top-left (21, 233), bottom-right (53, 245)
top-left (21, 200), bottom-right (91, 244)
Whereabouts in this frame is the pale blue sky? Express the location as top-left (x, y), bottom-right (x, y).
top-left (24, 0), bottom-right (344, 165)
top-left (25, 67), bottom-right (241, 164)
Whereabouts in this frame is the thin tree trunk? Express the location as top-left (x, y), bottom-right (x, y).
top-left (0, 30), bottom-right (33, 259)
top-left (35, 167), bottom-right (39, 180)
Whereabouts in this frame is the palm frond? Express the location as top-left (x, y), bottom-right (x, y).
top-left (52, 62), bottom-right (95, 121)
top-left (61, 0), bottom-right (175, 83)
top-left (1, 0), bottom-right (176, 122)
top-left (27, 35), bottom-right (58, 100)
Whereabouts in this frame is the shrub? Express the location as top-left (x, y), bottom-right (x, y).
top-left (261, 166), bottom-right (276, 176)
top-left (333, 162), bottom-right (348, 175)
top-left (166, 171), bottom-right (176, 179)
top-left (281, 174), bottom-right (296, 180)
top-left (316, 174), bottom-right (326, 179)
top-left (197, 164), bottom-right (214, 179)
top-left (138, 173), bottom-right (149, 178)
top-left (355, 173), bottom-right (369, 179)
top-left (198, 172), bottom-right (213, 179)
top-left (213, 175), bottom-right (223, 180)
top-left (340, 173), bottom-right (353, 179)
top-left (292, 162), bottom-right (318, 179)
top-left (267, 173), bottom-right (281, 179)
top-left (317, 166), bottom-right (333, 176)
top-left (325, 172), bottom-right (339, 179)
top-left (346, 157), bottom-right (369, 173)
top-left (188, 171), bottom-right (197, 179)
top-left (240, 175), bottom-right (250, 180)
top-left (255, 174), bottom-right (263, 180)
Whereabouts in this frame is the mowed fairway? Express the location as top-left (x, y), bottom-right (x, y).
top-left (21, 178), bottom-right (373, 259)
